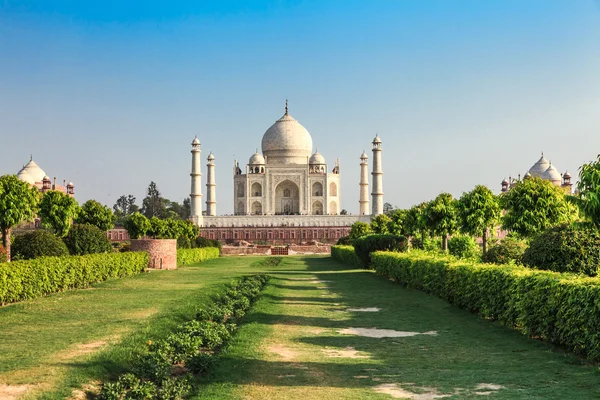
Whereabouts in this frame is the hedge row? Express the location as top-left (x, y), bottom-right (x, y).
top-left (99, 274), bottom-right (270, 399)
top-left (0, 252), bottom-right (148, 305)
top-left (371, 250), bottom-right (600, 361)
top-left (177, 247), bottom-right (220, 267)
top-left (330, 245), bottom-right (362, 268)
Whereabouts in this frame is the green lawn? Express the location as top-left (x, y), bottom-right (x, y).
top-left (1, 255), bottom-right (599, 399)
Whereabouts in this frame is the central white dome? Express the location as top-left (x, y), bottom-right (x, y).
top-left (261, 111), bottom-right (313, 164)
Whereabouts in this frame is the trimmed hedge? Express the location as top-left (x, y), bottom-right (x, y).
top-left (11, 230), bottom-right (69, 260)
top-left (331, 245), bottom-right (362, 268)
top-left (0, 252), bottom-right (148, 305)
top-left (64, 224), bottom-right (112, 255)
top-left (353, 234), bottom-right (407, 267)
top-left (371, 250), bottom-right (600, 361)
top-left (177, 247), bottom-right (220, 267)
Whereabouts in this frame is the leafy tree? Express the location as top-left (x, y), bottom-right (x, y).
top-left (11, 230), bottom-right (69, 260)
top-left (501, 177), bottom-right (574, 238)
top-left (141, 181), bottom-right (167, 219)
top-left (456, 185), bottom-right (501, 255)
top-left (63, 224), bottom-right (112, 255)
top-left (340, 209), bottom-right (348, 215)
top-left (76, 200), bottom-right (115, 231)
top-left (0, 175), bottom-right (40, 261)
top-left (349, 221), bottom-right (372, 240)
top-left (383, 202), bottom-right (395, 214)
top-left (148, 216), bottom-right (167, 239)
top-left (113, 194), bottom-right (139, 223)
top-left (387, 209), bottom-right (408, 236)
top-left (124, 212), bottom-right (151, 239)
top-left (371, 214), bottom-right (391, 234)
top-left (576, 154), bottom-right (600, 228)
top-left (182, 198), bottom-right (191, 219)
top-left (405, 202), bottom-right (428, 246)
top-left (165, 199), bottom-right (190, 220)
top-left (423, 193), bottom-right (458, 251)
top-left (39, 190), bottom-right (79, 237)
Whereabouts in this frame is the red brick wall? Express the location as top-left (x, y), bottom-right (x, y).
top-left (220, 244), bottom-right (331, 256)
top-left (130, 239), bottom-right (177, 270)
top-left (200, 226), bottom-right (350, 245)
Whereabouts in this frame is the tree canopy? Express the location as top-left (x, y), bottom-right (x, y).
top-left (0, 174), bottom-right (40, 261)
top-left (124, 212), bottom-right (151, 239)
top-left (501, 177), bottom-right (574, 238)
top-left (141, 181), bottom-right (167, 219)
top-left (457, 185), bottom-right (500, 254)
top-left (349, 221), bottom-right (372, 240)
top-left (576, 154), bottom-right (600, 228)
top-left (423, 193), bottom-right (458, 251)
top-left (386, 209), bottom-right (408, 236)
top-left (113, 194), bottom-right (139, 224)
top-left (38, 190), bottom-right (79, 237)
top-left (370, 214), bottom-right (391, 234)
top-left (76, 199), bottom-right (115, 231)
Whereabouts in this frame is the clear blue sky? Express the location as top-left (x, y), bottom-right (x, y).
top-left (1, 1), bottom-right (599, 213)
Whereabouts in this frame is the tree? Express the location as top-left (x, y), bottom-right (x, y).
top-left (423, 193), bottom-right (458, 251)
top-left (124, 212), bottom-right (151, 239)
top-left (141, 181), bottom-right (167, 219)
top-left (501, 177), bottom-right (574, 238)
top-left (456, 185), bottom-right (501, 255)
top-left (76, 200), bottom-right (116, 231)
top-left (576, 154), bottom-right (600, 228)
top-left (383, 202), bottom-right (395, 214)
top-left (0, 175), bottom-right (40, 261)
top-left (166, 199), bottom-right (190, 220)
top-left (38, 190), bottom-right (79, 237)
top-left (113, 194), bottom-right (138, 224)
top-left (340, 209), bottom-right (348, 215)
top-left (405, 202), bottom-right (428, 244)
top-left (371, 214), bottom-right (391, 234)
top-left (148, 216), bottom-right (167, 239)
top-left (387, 209), bottom-right (408, 236)
top-left (349, 221), bottom-right (372, 240)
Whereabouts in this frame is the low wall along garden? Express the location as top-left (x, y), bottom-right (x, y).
top-left (331, 245), bottom-right (600, 362)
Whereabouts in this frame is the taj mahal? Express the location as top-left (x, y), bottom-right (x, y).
top-left (189, 102), bottom-right (381, 241)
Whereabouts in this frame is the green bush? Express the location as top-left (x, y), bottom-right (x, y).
top-left (448, 235), bottom-right (480, 260)
top-left (371, 250), bottom-right (600, 361)
top-left (336, 235), bottom-right (352, 246)
top-left (0, 246), bottom-right (7, 263)
top-left (331, 245), bottom-right (362, 268)
top-left (11, 230), bottom-right (69, 260)
top-left (0, 252), bottom-right (148, 305)
top-left (176, 236), bottom-right (192, 249)
top-left (353, 234), bottom-right (407, 268)
top-left (177, 247), bottom-right (220, 267)
top-left (63, 224), bottom-right (112, 256)
top-left (195, 236), bottom-right (222, 251)
top-left (522, 224), bottom-right (600, 276)
top-left (482, 236), bottom-right (527, 264)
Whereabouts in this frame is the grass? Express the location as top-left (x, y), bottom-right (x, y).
top-left (2, 255), bottom-right (600, 399)
top-left (199, 256), bottom-right (600, 399)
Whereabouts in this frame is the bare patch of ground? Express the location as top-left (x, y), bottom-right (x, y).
top-left (310, 280), bottom-right (332, 284)
top-left (267, 344), bottom-right (296, 360)
top-left (288, 278), bottom-right (314, 281)
top-left (306, 327), bottom-right (325, 335)
top-left (475, 384), bottom-right (505, 391)
top-left (321, 346), bottom-right (370, 359)
top-left (347, 307), bottom-right (381, 312)
top-left (316, 286), bottom-right (329, 290)
top-left (338, 327), bottom-right (438, 338)
top-left (373, 383), bottom-right (452, 399)
top-left (0, 384), bottom-right (32, 400)
top-left (69, 381), bottom-right (101, 400)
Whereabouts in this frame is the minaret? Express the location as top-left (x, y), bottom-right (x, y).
top-left (359, 151), bottom-right (370, 215)
top-left (371, 135), bottom-right (383, 216)
top-left (190, 136), bottom-right (203, 226)
top-left (206, 152), bottom-right (216, 216)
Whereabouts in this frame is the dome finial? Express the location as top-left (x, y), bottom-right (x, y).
top-left (285, 99), bottom-right (288, 115)
top-left (30, 154), bottom-right (33, 161)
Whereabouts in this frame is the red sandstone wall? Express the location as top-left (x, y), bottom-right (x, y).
top-left (130, 239), bottom-right (177, 270)
top-left (220, 244), bottom-right (331, 256)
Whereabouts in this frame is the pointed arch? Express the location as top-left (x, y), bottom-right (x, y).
top-left (329, 182), bottom-right (337, 196)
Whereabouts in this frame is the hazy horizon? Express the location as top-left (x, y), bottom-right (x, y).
top-left (2, 1), bottom-right (599, 214)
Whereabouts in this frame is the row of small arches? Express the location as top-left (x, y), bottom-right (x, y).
top-left (236, 200), bottom-right (338, 215)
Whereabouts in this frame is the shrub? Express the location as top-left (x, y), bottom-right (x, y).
top-left (176, 236), bottom-right (192, 249)
top-left (522, 224), bottom-right (600, 276)
top-left (371, 250), bottom-right (600, 361)
top-left (482, 236), bottom-right (527, 265)
top-left (177, 247), bottom-right (220, 267)
top-left (63, 224), bottom-right (112, 256)
top-left (195, 236), bottom-right (222, 251)
top-left (0, 252), bottom-right (148, 305)
top-left (336, 235), bottom-right (352, 246)
top-left (11, 230), bottom-right (69, 260)
top-left (186, 353), bottom-right (214, 375)
top-left (448, 235), bottom-right (480, 260)
top-left (353, 234), bottom-right (407, 268)
top-left (331, 245), bottom-right (362, 268)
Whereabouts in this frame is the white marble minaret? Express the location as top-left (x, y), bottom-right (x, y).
top-left (359, 151), bottom-right (370, 215)
top-left (206, 152), bottom-right (216, 216)
top-left (190, 136), bottom-right (203, 225)
top-left (371, 135), bottom-right (383, 216)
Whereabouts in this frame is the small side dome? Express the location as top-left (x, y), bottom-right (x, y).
top-left (249, 151), bottom-right (265, 165)
top-left (17, 169), bottom-right (35, 185)
top-left (502, 178), bottom-right (509, 185)
top-left (563, 171), bottom-right (571, 179)
top-left (42, 175), bottom-right (51, 182)
top-left (207, 152), bottom-right (215, 161)
top-left (523, 172), bottom-right (532, 179)
top-left (360, 151), bottom-right (368, 160)
top-left (309, 150), bottom-right (325, 165)
top-left (67, 181), bottom-right (74, 187)
top-left (191, 136), bottom-right (200, 146)
top-left (372, 135), bottom-right (382, 144)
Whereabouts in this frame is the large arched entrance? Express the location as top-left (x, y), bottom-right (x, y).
top-left (275, 180), bottom-right (300, 215)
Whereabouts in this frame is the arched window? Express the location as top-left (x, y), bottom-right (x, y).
top-left (312, 201), bottom-right (323, 215)
top-left (329, 201), bottom-right (337, 215)
top-left (251, 182), bottom-right (262, 197)
top-left (237, 183), bottom-right (245, 197)
top-left (236, 201), bottom-right (245, 215)
top-left (312, 182), bottom-right (323, 197)
top-left (329, 182), bottom-right (337, 196)
top-left (283, 188), bottom-right (291, 198)
top-left (252, 201), bottom-right (262, 215)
